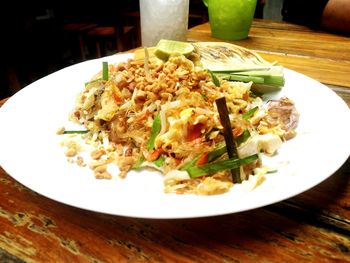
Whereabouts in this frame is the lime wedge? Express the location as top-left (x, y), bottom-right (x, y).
top-left (154, 39), bottom-right (194, 61)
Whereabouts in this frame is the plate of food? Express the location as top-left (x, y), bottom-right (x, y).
top-left (0, 40), bottom-right (349, 219)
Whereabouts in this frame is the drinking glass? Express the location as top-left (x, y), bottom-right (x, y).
top-left (203, 0), bottom-right (257, 40)
top-left (140, 0), bottom-right (190, 47)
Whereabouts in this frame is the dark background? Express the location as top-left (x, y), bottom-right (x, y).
top-left (0, 0), bottom-right (266, 100)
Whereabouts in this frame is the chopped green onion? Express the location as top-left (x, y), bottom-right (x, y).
top-left (208, 70), bottom-right (220, 86)
top-left (235, 129), bottom-right (251, 146)
top-left (102, 62), bottom-right (109, 81)
top-left (179, 156), bottom-right (201, 171)
top-left (147, 113), bottom-right (161, 150)
top-left (154, 155), bottom-right (166, 167)
top-left (207, 143), bottom-right (227, 162)
top-left (132, 155), bottom-right (145, 170)
top-left (267, 169), bottom-right (278, 174)
top-left (85, 78), bottom-right (102, 87)
top-left (242, 106), bottom-right (258, 120)
top-left (186, 154), bottom-right (258, 178)
top-left (63, 130), bottom-right (89, 134)
top-left (179, 142), bottom-right (226, 171)
top-left (215, 97), bottom-right (241, 183)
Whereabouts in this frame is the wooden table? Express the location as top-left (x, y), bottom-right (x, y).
top-left (188, 19), bottom-right (350, 90)
top-left (1, 19), bottom-right (350, 262)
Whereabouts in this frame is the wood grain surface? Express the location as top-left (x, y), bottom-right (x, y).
top-left (0, 159), bottom-right (349, 262)
top-left (1, 19), bottom-right (350, 262)
top-left (187, 19), bottom-right (350, 89)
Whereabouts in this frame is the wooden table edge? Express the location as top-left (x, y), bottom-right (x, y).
top-left (0, 98), bottom-right (9, 107)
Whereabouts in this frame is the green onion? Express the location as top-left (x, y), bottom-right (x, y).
top-left (179, 156), bottom-right (201, 171)
top-left (208, 70), bottom-right (220, 86)
top-left (63, 130), bottom-right (89, 134)
top-left (102, 62), bottom-right (109, 81)
top-left (147, 113), bottom-right (161, 150)
top-left (179, 142), bottom-right (226, 171)
top-left (85, 78), bottom-right (102, 87)
top-left (186, 154), bottom-right (258, 178)
top-left (235, 129), bottom-right (251, 146)
top-left (267, 169), bottom-right (278, 174)
top-left (154, 155), bottom-right (166, 167)
top-left (207, 143), bottom-right (227, 162)
top-left (222, 74), bottom-right (265, 84)
top-left (215, 97), bottom-right (241, 183)
top-left (212, 66), bottom-right (285, 93)
top-left (211, 67), bottom-right (270, 74)
top-left (132, 155), bottom-right (145, 170)
top-left (242, 106), bottom-right (258, 120)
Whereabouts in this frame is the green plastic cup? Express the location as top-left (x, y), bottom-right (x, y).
top-left (203, 0), bottom-right (257, 40)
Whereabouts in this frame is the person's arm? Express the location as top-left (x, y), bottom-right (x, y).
top-left (282, 0), bottom-right (350, 33)
top-left (321, 0), bottom-right (350, 33)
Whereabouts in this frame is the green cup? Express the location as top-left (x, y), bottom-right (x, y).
top-left (203, 0), bottom-right (257, 40)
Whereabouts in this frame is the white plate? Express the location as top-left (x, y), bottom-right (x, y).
top-left (1, 53), bottom-right (350, 219)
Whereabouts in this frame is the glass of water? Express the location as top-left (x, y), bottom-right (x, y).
top-left (140, 0), bottom-right (190, 47)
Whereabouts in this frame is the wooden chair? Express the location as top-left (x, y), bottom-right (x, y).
top-left (62, 23), bottom-right (98, 61)
top-left (62, 1), bottom-right (140, 59)
top-left (86, 24), bottom-right (137, 58)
